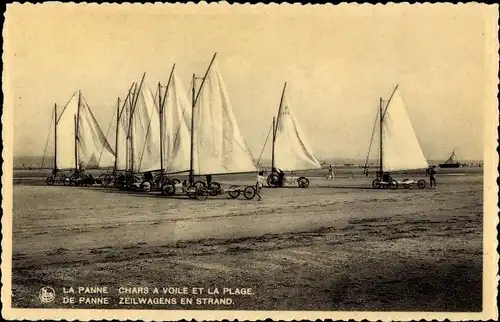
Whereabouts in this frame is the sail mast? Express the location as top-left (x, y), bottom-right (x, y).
top-left (158, 82), bottom-right (164, 182)
top-left (363, 106), bottom-right (379, 172)
top-left (128, 73), bottom-right (146, 173)
top-left (271, 117), bottom-right (276, 170)
top-left (275, 82), bottom-right (287, 131)
top-left (381, 84), bottom-right (399, 120)
top-left (53, 104), bottom-right (57, 171)
top-left (114, 97), bottom-right (120, 171)
top-left (379, 97), bottom-right (383, 176)
top-left (379, 84), bottom-right (399, 175)
top-left (125, 82), bottom-right (136, 172)
top-left (193, 53), bottom-right (218, 106)
top-left (272, 83), bottom-right (287, 171)
top-left (75, 90), bottom-right (82, 171)
top-left (161, 64), bottom-right (175, 105)
top-left (74, 115), bottom-right (78, 171)
top-left (189, 53), bottom-right (218, 183)
top-left (189, 73), bottom-right (196, 184)
top-left (160, 64), bottom-right (175, 182)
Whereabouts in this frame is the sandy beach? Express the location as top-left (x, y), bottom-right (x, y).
top-left (10, 168), bottom-right (483, 311)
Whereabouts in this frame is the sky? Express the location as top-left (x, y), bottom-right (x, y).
top-left (4, 3), bottom-right (498, 161)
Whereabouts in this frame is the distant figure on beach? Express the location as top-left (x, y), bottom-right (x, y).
top-left (429, 165), bottom-right (437, 188)
top-left (326, 165), bottom-right (335, 180)
top-left (256, 171), bottom-right (264, 201)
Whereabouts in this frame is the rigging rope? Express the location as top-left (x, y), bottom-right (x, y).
top-left (167, 81), bottom-right (193, 174)
top-left (138, 86), bottom-right (160, 172)
top-left (256, 122), bottom-right (273, 167)
top-left (97, 100), bottom-right (118, 168)
top-left (364, 107), bottom-right (379, 170)
top-left (40, 108), bottom-right (55, 169)
top-left (80, 95), bottom-right (114, 169)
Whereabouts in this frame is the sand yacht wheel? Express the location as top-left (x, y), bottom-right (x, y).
top-left (401, 178), bottom-right (426, 189)
top-left (45, 176), bottom-right (55, 186)
top-left (208, 182), bottom-right (222, 196)
top-left (297, 177), bottom-right (310, 188)
top-left (226, 185), bottom-right (256, 200)
top-left (103, 173), bottom-right (115, 187)
top-left (243, 186), bottom-right (256, 199)
top-left (159, 178), bottom-right (183, 196)
top-left (98, 172), bottom-right (115, 187)
top-left (227, 185), bottom-right (241, 199)
top-left (140, 180), bottom-right (153, 192)
top-left (372, 178), bottom-right (398, 189)
top-left (388, 180), bottom-right (398, 190)
top-left (184, 185), bottom-right (198, 199)
top-left (266, 173), bottom-right (281, 188)
top-left (195, 187), bottom-right (209, 200)
top-left (191, 180), bottom-right (222, 196)
top-left (160, 182), bottom-right (176, 196)
top-left (182, 184), bottom-right (207, 200)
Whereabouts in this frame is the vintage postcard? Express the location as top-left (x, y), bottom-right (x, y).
top-left (1, 2), bottom-right (499, 321)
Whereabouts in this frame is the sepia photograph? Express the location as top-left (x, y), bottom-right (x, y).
top-left (2, 2), bottom-right (498, 321)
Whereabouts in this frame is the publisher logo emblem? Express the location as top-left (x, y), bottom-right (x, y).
top-left (39, 286), bottom-right (55, 303)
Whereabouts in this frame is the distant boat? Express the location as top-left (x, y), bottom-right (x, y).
top-left (439, 149), bottom-right (461, 168)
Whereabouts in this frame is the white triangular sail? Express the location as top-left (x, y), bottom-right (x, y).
top-left (381, 87), bottom-right (428, 171)
top-left (115, 97), bottom-right (130, 171)
top-left (274, 87), bottom-right (321, 171)
top-left (163, 71), bottom-right (192, 174)
top-left (192, 59), bottom-right (257, 175)
top-left (55, 92), bottom-right (115, 170)
top-left (130, 82), bottom-right (161, 173)
top-left (55, 93), bottom-right (79, 170)
top-left (77, 97), bottom-right (115, 169)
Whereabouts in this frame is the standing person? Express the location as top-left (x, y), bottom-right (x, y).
top-left (255, 171), bottom-right (264, 201)
top-left (276, 168), bottom-right (285, 186)
top-left (430, 165), bottom-right (437, 188)
top-left (327, 165), bottom-right (334, 180)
